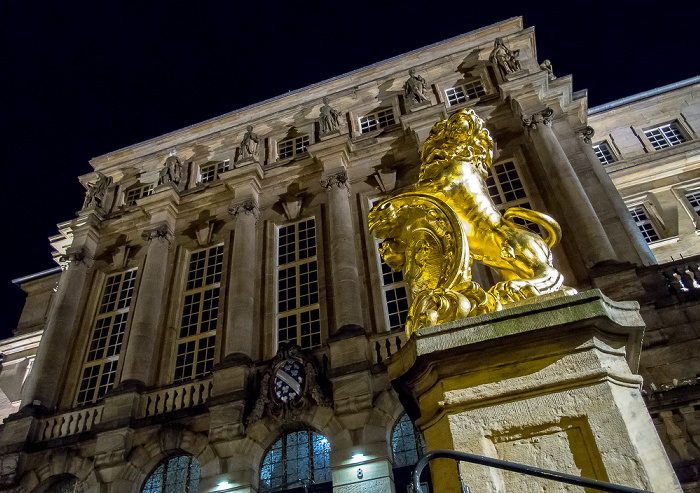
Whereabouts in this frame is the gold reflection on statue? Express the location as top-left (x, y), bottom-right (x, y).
top-left (368, 109), bottom-right (575, 337)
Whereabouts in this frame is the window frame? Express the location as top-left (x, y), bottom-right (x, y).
top-left (358, 107), bottom-right (397, 135)
top-left (643, 121), bottom-right (688, 150)
top-left (141, 455), bottom-right (201, 493)
top-left (198, 160), bottom-right (231, 184)
top-left (277, 135), bottom-right (310, 161)
top-left (275, 217), bottom-right (322, 351)
top-left (444, 78), bottom-right (487, 107)
top-left (592, 141), bottom-right (617, 165)
top-left (629, 204), bottom-right (661, 244)
top-left (173, 244), bottom-right (224, 383)
top-left (124, 184), bottom-right (154, 207)
top-left (75, 268), bottom-right (138, 406)
top-left (369, 198), bottom-right (411, 333)
top-left (259, 430), bottom-right (332, 493)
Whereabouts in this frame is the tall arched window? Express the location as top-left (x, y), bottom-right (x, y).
top-left (260, 430), bottom-right (332, 492)
top-left (142, 455), bottom-right (201, 493)
top-left (391, 413), bottom-right (430, 492)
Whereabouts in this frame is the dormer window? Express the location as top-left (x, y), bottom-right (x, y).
top-left (445, 80), bottom-right (486, 106)
top-left (277, 136), bottom-right (309, 160)
top-left (199, 160), bottom-right (231, 183)
top-left (124, 184), bottom-right (154, 206)
top-left (359, 108), bottom-right (396, 134)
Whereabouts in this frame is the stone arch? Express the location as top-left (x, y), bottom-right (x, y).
top-left (121, 426), bottom-right (220, 493)
top-left (19, 450), bottom-right (98, 493)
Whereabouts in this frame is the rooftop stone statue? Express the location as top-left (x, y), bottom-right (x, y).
top-left (489, 37), bottom-right (522, 79)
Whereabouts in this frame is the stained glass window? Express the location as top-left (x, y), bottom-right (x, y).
top-left (260, 430), bottom-right (331, 492)
top-left (392, 413), bottom-right (426, 468)
top-left (142, 456), bottom-right (200, 493)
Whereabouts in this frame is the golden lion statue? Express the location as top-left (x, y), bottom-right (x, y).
top-left (368, 109), bottom-right (575, 336)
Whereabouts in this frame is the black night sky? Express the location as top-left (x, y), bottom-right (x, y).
top-left (1, 1), bottom-right (698, 339)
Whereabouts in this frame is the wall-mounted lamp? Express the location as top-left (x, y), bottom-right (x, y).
top-left (351, 453), bottom-right (365, 463)
top-left (215, 481), bottom-right (233, 491)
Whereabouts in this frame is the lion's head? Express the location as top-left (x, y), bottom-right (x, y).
top-left (418, 109), bottom-right (493, 185)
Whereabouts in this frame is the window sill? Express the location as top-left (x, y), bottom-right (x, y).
top-left (648, 236), bottom-right (679, 247)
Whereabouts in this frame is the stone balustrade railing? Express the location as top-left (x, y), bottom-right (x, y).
top-left (35, 405), bottom-right (104, 442)
top-left (639, 255), bottom-right (700, 304)
top-left (140, 378), bottom-right (213, 418)
top-left (371, 330), bottom-right (407, 365)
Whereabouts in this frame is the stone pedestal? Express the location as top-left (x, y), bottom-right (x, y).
top-left (388, 290), bottom-right (681, 492)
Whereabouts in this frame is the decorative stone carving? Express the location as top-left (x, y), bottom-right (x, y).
top-left (320, 169), bottom-right (349, 192)
top-left (82, 172), bottom-right (112, 210)
top-left (522, 107), bottom-right (554, 128)
top-left (239, 125), bottom-right (260, 161)
top-left (229, 198), bottom-right (259, 220)
top-left (245, 344), bottom-right (331, 427)
top-left (194, 220), bottom-right (214, 247)
top-left (58, 247), bottom-right (94, 270)
top-left (489, 37), bottom-right (521, 79)
top-left (403, 69), bottom-right (429, 105)
top-left (539, 59), bottom-right (555, 80)
top-left (141, 224), bottom-right (174, 245)
top-left (319, 97), bottom-right (342, 134)
top-left (581, 126), bottom-right (595, 144)
top-left (158, 150), bottom-right (183, 186)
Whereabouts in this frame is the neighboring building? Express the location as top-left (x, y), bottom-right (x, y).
top-left (0, 16), bottom-right (698, 493)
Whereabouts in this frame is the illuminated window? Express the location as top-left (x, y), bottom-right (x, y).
top-left (174, 245), bottom-right (223, 382)
top-left (77, 269), bottom-right (137, 405)
top-left (445, 80), bottom-right (486, 106)
top-left (686, 191), bottom-right (700, 216)
top-left (142, 456), bottom-right (200, 493)
top-left (630, 206), bottom-right (660, 243)
top-left (277, 219), bottom-right (321, 350)
top-left (644, 122), bottom-right (686, 150)
top-left (592, 141), bottom-right (616, 165)
top-left (124, 184), bottom-right (154, 206)
top-left (359, 108), bottom-right (396, 134)
top-left (278, 136), bottom-right (310, 160)
top-left (486, 162), bottom-right (540, 234)
top-left (199, 160), bottom-right (231, 183)
top-left (260, 430), bottom-right (331, 493)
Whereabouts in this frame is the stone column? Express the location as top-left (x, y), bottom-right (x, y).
top-left (119, 223), bottom-right (174, 388)
top-left (320, 168), bottom-right (364, 333)
top-left (20, 245), bottom-right (95, 411)
top-left (578, 126), bottom-right (656, 266)
top-left (524, 109), bottom-right (617, 267)
top-left (225, 198), bottom-right (259, 361)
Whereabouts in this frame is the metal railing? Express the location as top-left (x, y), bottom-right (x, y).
top-left (412, 450), bottom-right (652, 493)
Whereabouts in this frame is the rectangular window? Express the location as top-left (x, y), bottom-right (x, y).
top-left (592, 141), bottom-right (616, 165)
top-left (278, 136), bottom-right (310, 160)
top-left (630, 206), bottom-right (660, 243)
top-left (486, 161), bottom-right (540, 233)
top-left (199, 160), bottom-right (231, 183)
top-left (277, 218), bottom-right (321, 350)
top-left (174, 245), bottom-right (223, 382)
top-left (686, 191), bottom-right (700, 216)
top-left (359, 108), bottom-right (396, 134)
top-left (77, 269), bottom-right (137, 405)
top-left (377, 243), bottom-right (410, 331)
top-left (445, 80), bottom-right (486, 106)
top-left (644, 122), bottom-right (686, 150)
top-left (124, 185), bottom-right (154, 206)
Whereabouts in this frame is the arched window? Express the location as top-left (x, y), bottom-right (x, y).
top-left (142, 455), bottom-right (201, 493)
top-left (260, 430), bottom-right (332, 492)
top-left (391, 413), bottom-right (430, 492)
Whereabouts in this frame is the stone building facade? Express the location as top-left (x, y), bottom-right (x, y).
top-left (0, 16), bottom-right (698, 493)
